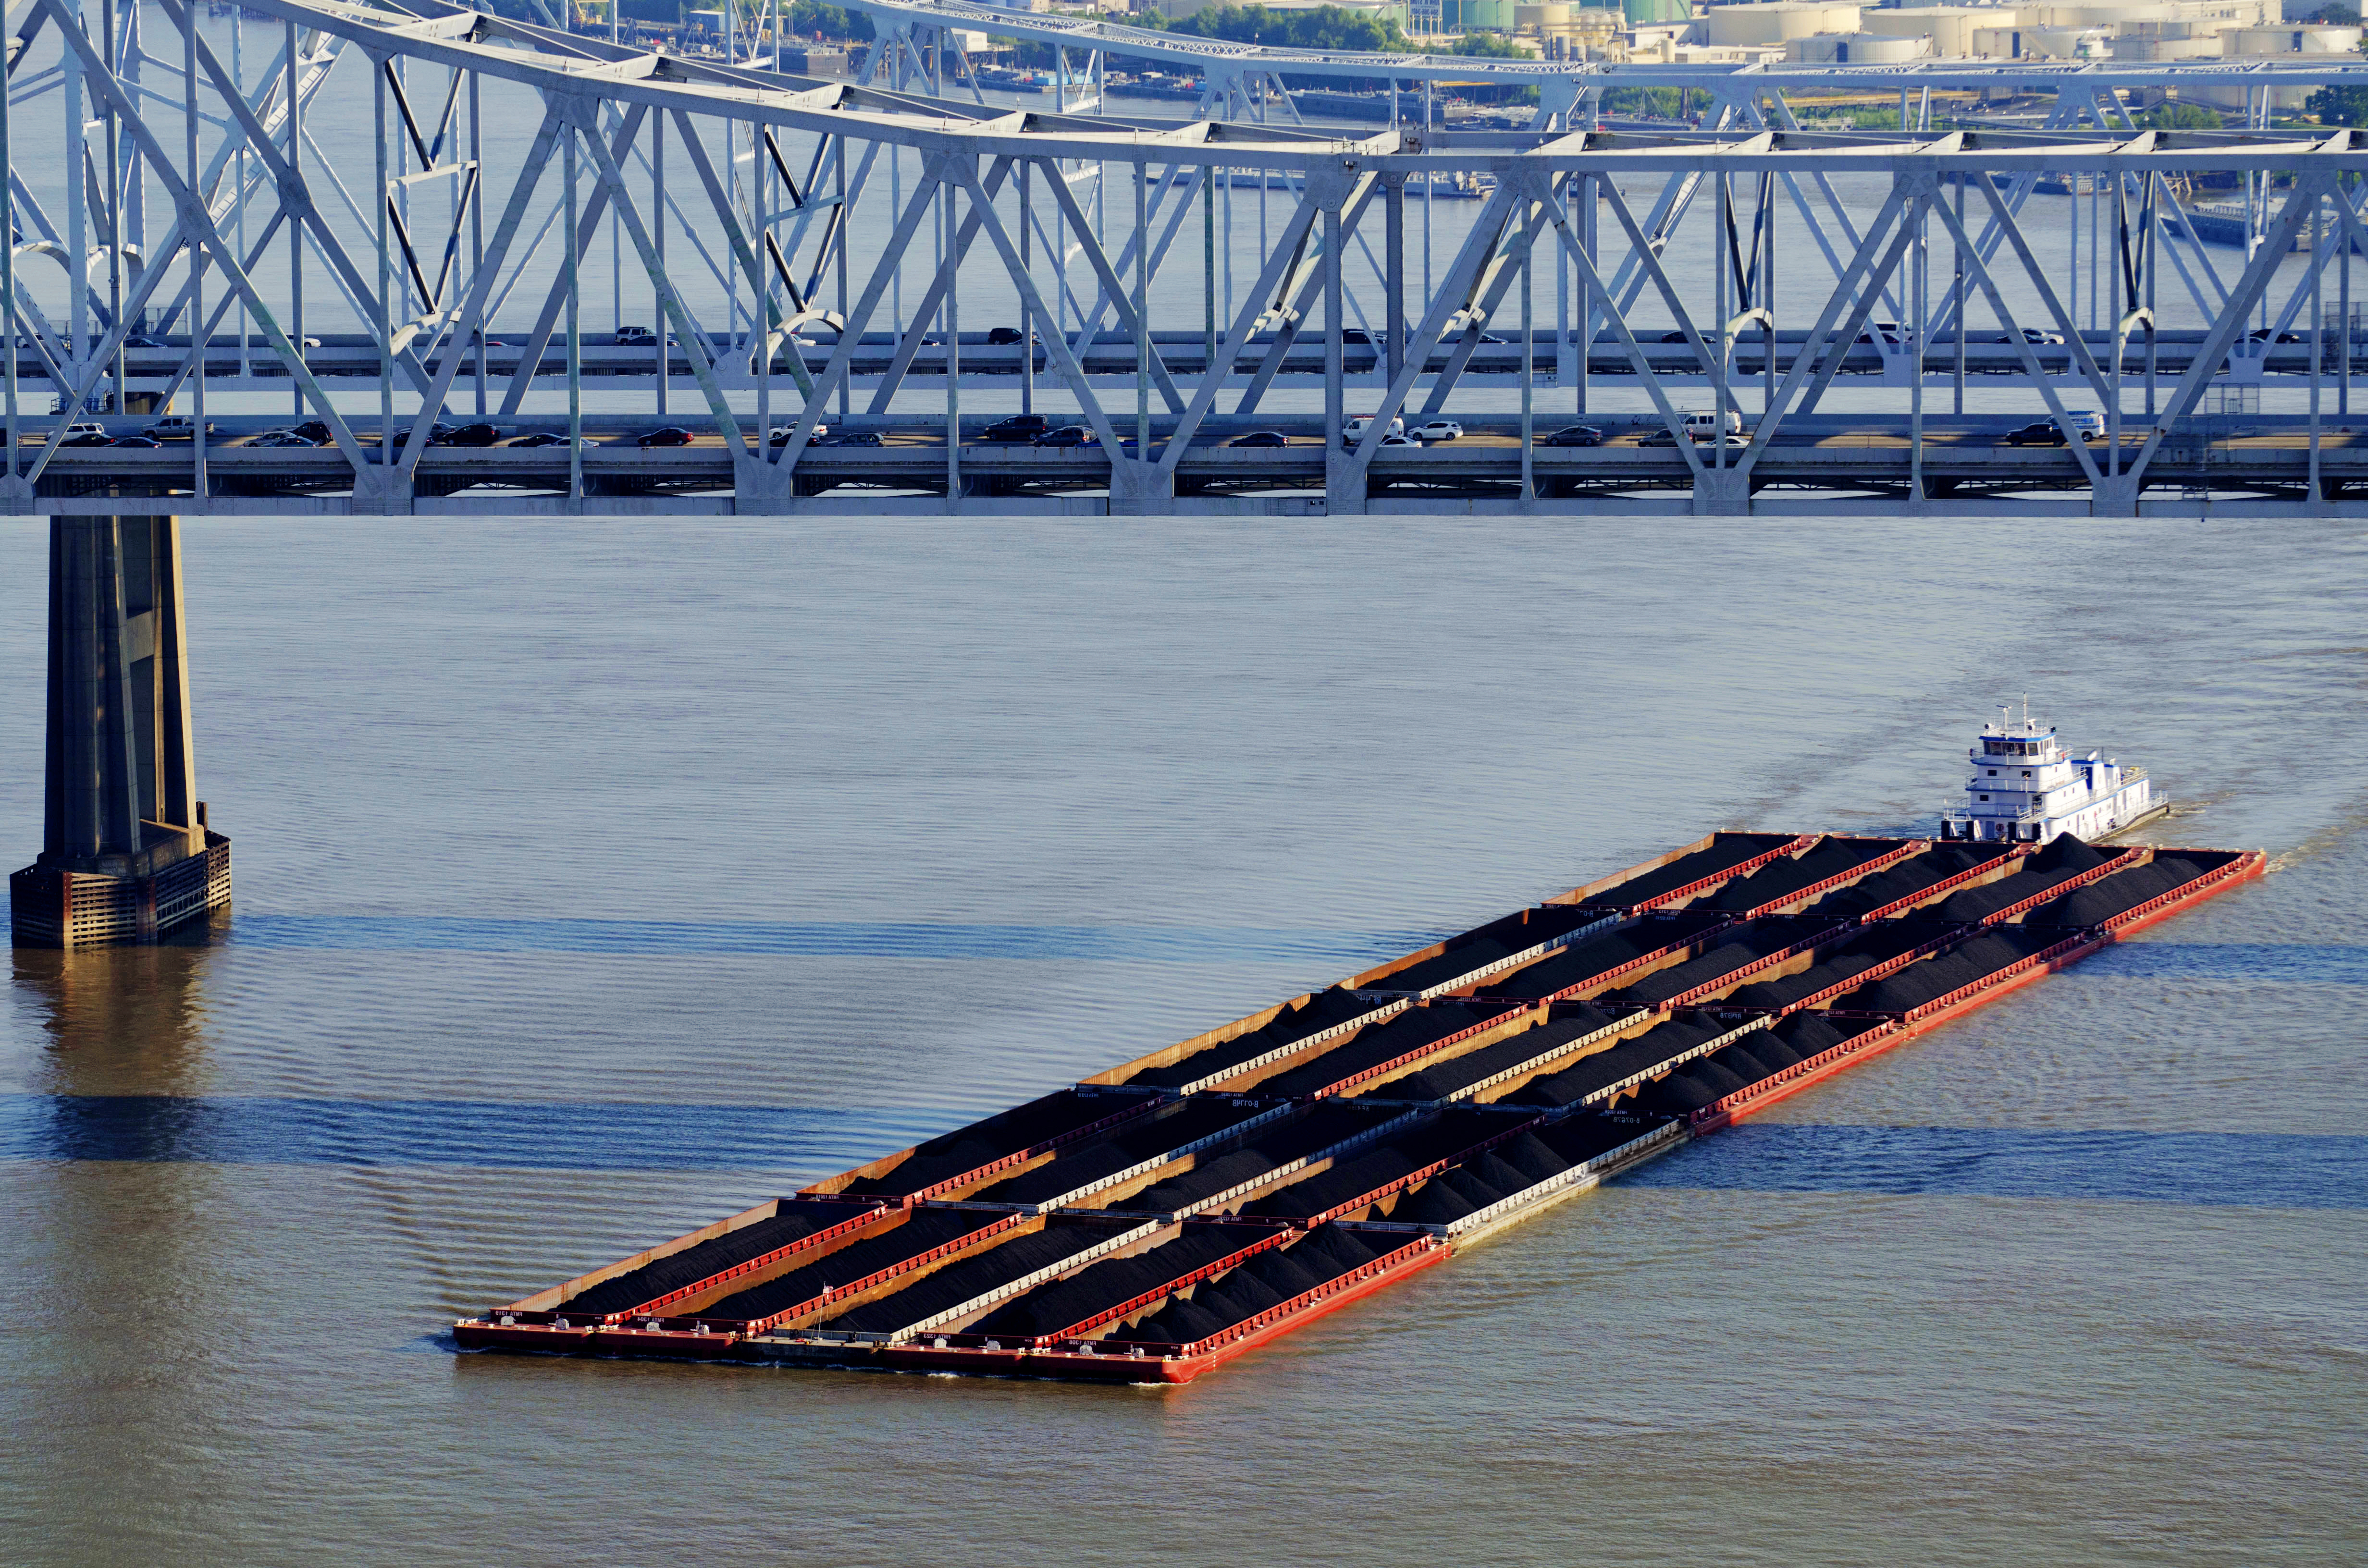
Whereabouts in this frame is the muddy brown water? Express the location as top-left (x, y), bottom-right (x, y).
top-left (3, 517), bottom-right (2364, 1566)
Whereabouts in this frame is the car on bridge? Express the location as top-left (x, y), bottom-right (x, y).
top-left (506, 431), bottom-right (580, 448)
top-left (433, 423), bottom-right (503, 447)
top-left (54, 425), bottom-right (112, 447)
top-left (767, 424), bottom-right (828, 445)
top-left (1229, 430), bottom-right (1288, 447)
top-left (616, 325), bottom-right (657, 346)
top-left (2004, 421), bottom-right (2102, 446)
top-left (108, 435), bottom-right (162, 448)
top-left (985, 327), bottom-right (1026, 345)
top-left (818, 431), bottom-right (882, 447)
top-left (1409, 420), bottom-right (1462, 442)
top-left (144, 416), bottom-right (216, 440)
top-left (982, 415), bottom-right (1050, 442)
top-left (1034, 425), bottom-right (1099, 447)
top-left (637, 427), bottom-right (694, 448)
top-left (1542, 425), bottom-right (1602, 447)
top-left (247, 430), bottom-right (319, 447)
top-left (292, 421), bottom-right (334, 444)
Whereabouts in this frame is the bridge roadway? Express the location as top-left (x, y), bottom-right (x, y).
top-left (40, 330), bottom-right (2366, 392)
top-left (25, 413), bottom-right (2367, 514)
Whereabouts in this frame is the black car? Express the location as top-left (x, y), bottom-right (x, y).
top-left (982, 414), bottom-right (1050, 442)
top-left (985, 327), bottom-right (1025, 345)
top-left (2245, 328), bottom-right (2304, 343)
top-left (2005, 422), bottom-right (2068, 446)
top-left (818, 430), bottom-right (882, 447)
top-left (506, 431), bottom-right (575, 448)
top-left (108, 435), bottom-right (162, 448)
top-left (1341, 329), bottom-right (1373, 345)
top-left (1229, 430), bottom-right (1289, 447)
top-left (1542, 425), bottom-right (1603, 447)
top-left (292, 420), bottom-right (333, 444)
top-left (449, 423), bottom-right (502, 446)
top-left (1033, 425), bottom-right (1097, 447)
top-left (1658, 331), bottom-right (1691, 344)
top-left (421, 422), bottom-right (458, 445)
top-left (637, 427), bottom-right (694, 447)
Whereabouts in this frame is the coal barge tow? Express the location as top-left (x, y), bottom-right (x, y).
top-left (454, 828), bottom-right (2264, 1385)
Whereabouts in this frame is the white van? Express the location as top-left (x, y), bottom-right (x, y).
top-left (1684, 409), bottom-right (1742, 438)
top-left (1342, 414), bottom-right (1405, 445)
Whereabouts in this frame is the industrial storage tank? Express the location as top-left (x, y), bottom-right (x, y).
top-left (1706, 1), bottom-right (1863, 46)
top-left (1516, 2), bottom-right (1574, 26)
top-left (2224, 23), bottom-right (2364, 50)
top-left (1621, 0), bottom-right (1692, 21)
top-left (1785, 28), bottom-right (1932, 60)
top-left (1856, 5), bottom-right (1990, 55)
top-left (1448, 0), bottom-right (1519, 28)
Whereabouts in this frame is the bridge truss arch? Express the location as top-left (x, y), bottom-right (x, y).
top-left (2, 0), bottom-right (2367, 516)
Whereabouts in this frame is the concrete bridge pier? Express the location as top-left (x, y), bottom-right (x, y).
top-left (9, 515), bottom-right (230, 947)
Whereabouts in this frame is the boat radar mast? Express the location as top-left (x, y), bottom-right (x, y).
top-left (1940, 706), bottom-right (2170, 845)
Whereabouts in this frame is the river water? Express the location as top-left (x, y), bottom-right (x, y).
top-left (2, 514), bottom-right (2363, 1564)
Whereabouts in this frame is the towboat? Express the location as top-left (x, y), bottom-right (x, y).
top-left (1940, 703), bottom-right (2168, 845)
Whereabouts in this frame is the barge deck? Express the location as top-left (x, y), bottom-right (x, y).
top-left (455, 831), bottom-right (2265, 1384)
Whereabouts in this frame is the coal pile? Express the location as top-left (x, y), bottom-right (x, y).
top-left (1722, 923), bottom-right (1939, 1011)
top-left (564, 1200), bottom-right (871, 1317)
top-left (1911, 835), bottom-right (2111, 924)
top-left (968, 1223), bottom-right (1276, 1340)
top-left (1597, 833), bottom-right (1801, 907)
top-left (1387, 1115), bottom-right (1666, 1224)
top-left (838, 1089), bottom-right (1146, 1198)
top-left (1500, 1014), bottom-right (1728, 1108)
top-left (1380, 1001), bottom-right (1631, 1101)
top-left (1240, 1108), bottom-right (1519, 1220)
top-left (1472, 912), bottom-right (1728, 1001)
top-left (1704, 839), bottom-right (1907, 912)
top-left (1256, 1001), bottom-right (1513, 1098)
top-left (1125, 987), bottom-right (1377, 1090)
top-left (1124, 1102), bottom-right (1383, 1213)
top-left (1830, 925), bottom-right (2066, 1014)
top-left (1770, 1011), bottom-right (1883, 1060)
top-left (1801, 844), bottom-right (2000, 919)
top-left (1598, 917), bottom-right (1839, 1007)
top-left (1629, 1066), bottom-right (1727, 1115)
top-left (1121, 1227), bottom-right (1389, 1345)
top-left (2026, 853), bottom-right (2223, 928)
top-left (702, 1209), bottom-right (1003, 1322)
top-left (1372, 905), bottom-right (1611, 994)
top-left (968, 1098), bottom-right (1270, 1205)
top-left (823, 1224), bottom-right (1115, 1333)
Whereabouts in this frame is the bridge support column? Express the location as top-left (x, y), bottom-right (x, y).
top-left (1691, 467), bottom-right (1750, 516)
top-left (1109, 456), bottom-right (1174, 515)
top-left (9, 515), bottom-right (230, 948)
top-left (2090, 473), bottom-right (2142, 517)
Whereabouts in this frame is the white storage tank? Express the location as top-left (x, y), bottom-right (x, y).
top-left (1706, 1), bottom-right (1862, 46)
top-left (1785, 27), bottom-right (1931, 60)
top-left (2224, 23), bottom-right (2363, 50)
top-left (1857, 5), bottom-right (1989, 54)
top-left (1515, 2), bottom-right (1574, 25)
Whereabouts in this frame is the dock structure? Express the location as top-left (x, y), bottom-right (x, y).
top-left (455, 831), bottom-right (2265, 1384)
top-left (4, 0), bottom-right (2368, 518)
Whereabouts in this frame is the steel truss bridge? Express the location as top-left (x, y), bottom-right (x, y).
top-left (7, 0), bottom-right (2368, 516)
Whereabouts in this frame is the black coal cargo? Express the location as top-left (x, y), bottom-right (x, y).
top-left (699, 1208), bottom-right (1006, 1323)
top-left (1126, 1102), bottom-right (1389, 1213)
top-left (820, 1225), bottom-right (1114, 1334)
top-left (826, 1089), bottom-right (1148, 1199)
top-left (1474, 910), bottom-right (1733, 1001)
top-left (562, 1199), bottom-right (877, 1317)
top-left (965, 1097), bottom-right (1270, 1205)
top-left (1498, 1014), bottom-right (1727, 1109)
top-left (1599, 917), bottom-right (1839, 1007)
top-left (1123, 987), bottom-right (1378, 1090)
top-left (1380, 1001), bottom-right (1628, 1101)
top-left (1832, 925), bottom-right (2067, 1014)
top-left (1597, 833), bottom-right (1800, 906)
top-left (1704, 839), bottom-right (1907, 912)
top-left (1913, 836), bottom-right (2110, 924)
top-left (1722, 923), bottom-right (1941, 1011)
top-left (1256, 1001), bottom-right (1513, 1098)
top-left (1371, 905), bottom-right (1613, 994)
top-left (1801, 843), bottom-right (1999, 919)
top-left (967, 1223), bottom-right (1275, 1339)
top-left (1240, 1107), bottom-right (1518, 1220)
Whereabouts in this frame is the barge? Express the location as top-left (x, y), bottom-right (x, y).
top-left (455, 828), bottom-right (2263, 1384)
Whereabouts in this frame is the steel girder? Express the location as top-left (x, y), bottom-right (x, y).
top-left (6, 0), bottom-right (2368, 518)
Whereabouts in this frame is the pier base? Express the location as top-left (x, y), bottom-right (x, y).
top-left (8, 514), bottom-right (231, 948)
